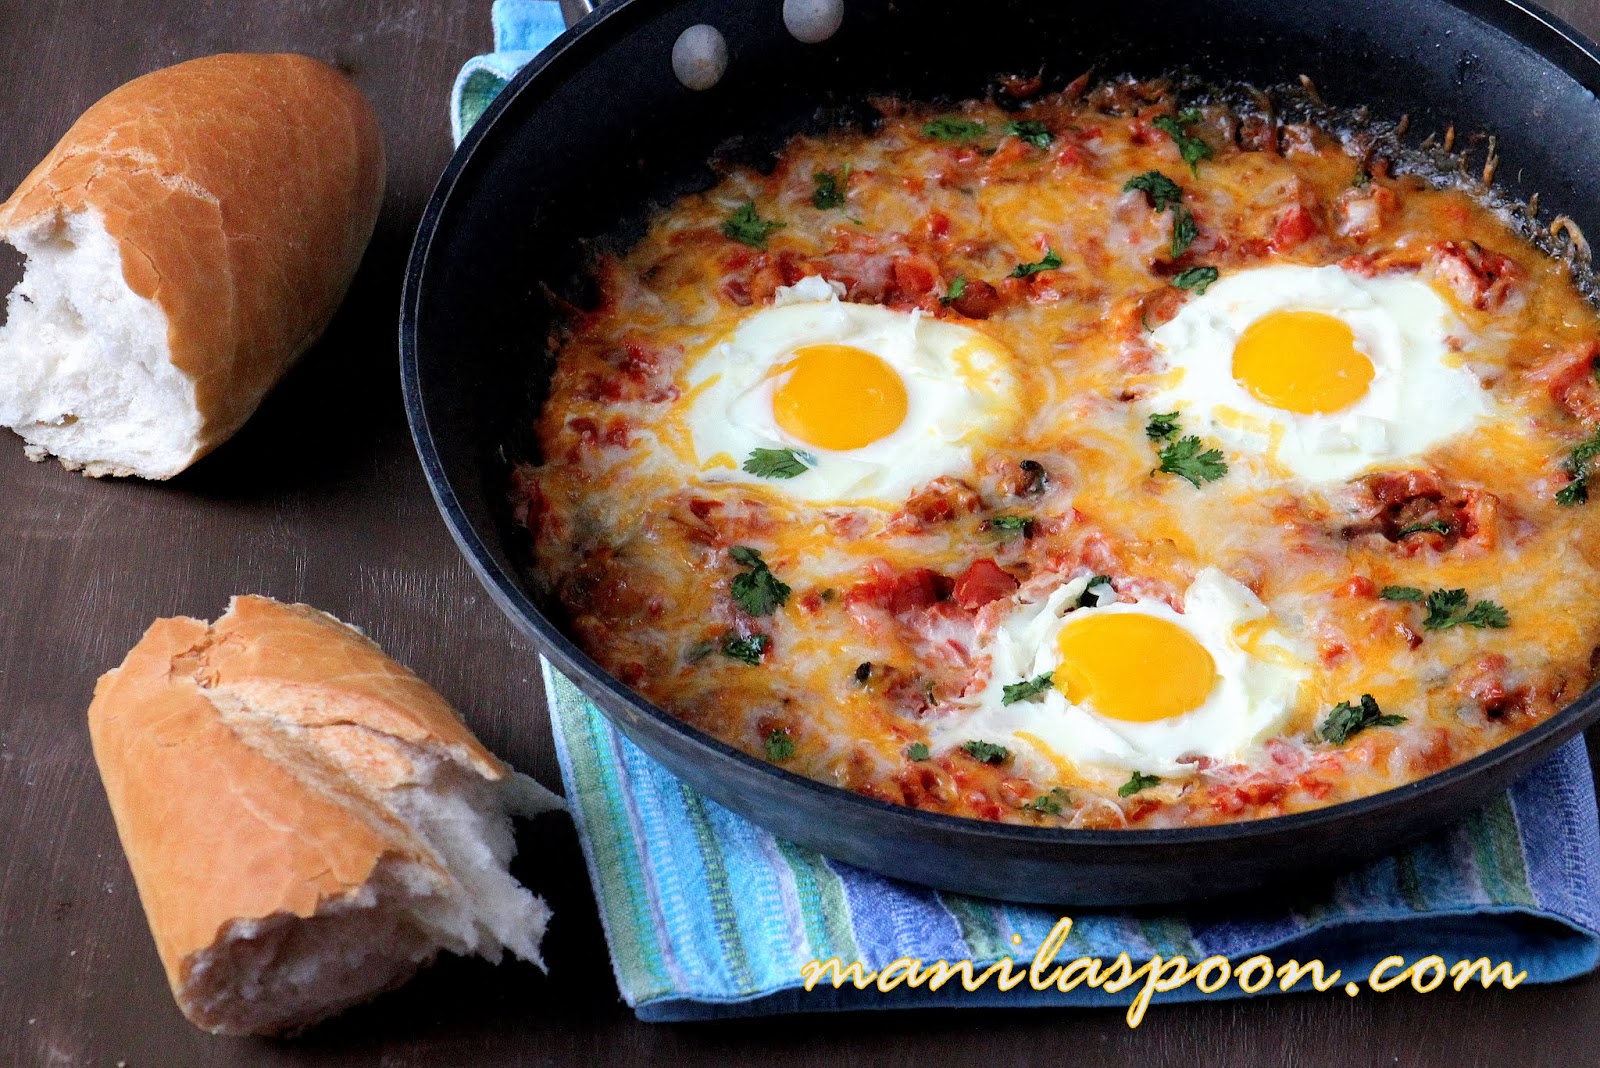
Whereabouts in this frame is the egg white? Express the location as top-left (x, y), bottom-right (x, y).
top-left (928, 568), bottom-right (1309, 781)
top-left (677, 276), bottom-right (1018, 503)
top-left (1148, 264), bottom-right (1488, 483)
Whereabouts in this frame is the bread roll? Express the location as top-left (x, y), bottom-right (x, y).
top-left (88, 596), bottom-right (560, 1035)
top-left (0, 53), bottom-right (384, 479)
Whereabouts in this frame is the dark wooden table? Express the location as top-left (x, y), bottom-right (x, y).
top-left (4, 1), bottom-right (1600, 1064)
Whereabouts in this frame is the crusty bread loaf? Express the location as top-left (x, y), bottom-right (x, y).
top-left (0, 53), bottom-right (384, 478)
top-left (88, 596), bottom-right (560, 1035)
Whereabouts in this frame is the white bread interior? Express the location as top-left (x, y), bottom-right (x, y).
top-left (0, 53), bottom-right (385, 480)
top-left (0, 208), bottom-right (197, 478)
top-left (88, 596), bottom-right (561, 1035)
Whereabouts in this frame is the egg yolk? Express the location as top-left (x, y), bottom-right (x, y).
top-left (771, 344), bottom-right (908, 451)
top-left (1232, 310), bottom-right (1375, 414)
top-left (1053, 613), bottom-right (1217, 722)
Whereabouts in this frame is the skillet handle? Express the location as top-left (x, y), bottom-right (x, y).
top-left (558, 0), bottom-right (596, 27)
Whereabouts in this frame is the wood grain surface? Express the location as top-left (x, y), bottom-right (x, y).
top-left (2, 1), bottom-right (1599, 1064)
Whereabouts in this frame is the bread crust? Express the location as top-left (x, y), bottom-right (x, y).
top-left (86, 596), bottom-right (508, 1027)
top-left (0, 53), bottom-right (385, 475)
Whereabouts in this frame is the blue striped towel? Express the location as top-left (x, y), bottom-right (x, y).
top-left (460, 1), bottom-right (1600, 1020)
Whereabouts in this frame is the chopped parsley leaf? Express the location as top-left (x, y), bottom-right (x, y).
top-left (1018, 458), bottom-right (1048, 495)
top-left (1151, 109), bottom-right (1213, 174)
top-left (1557, 427), bottom-right (1600, 505)
top-left (1118, 771), bottom-right (1161, 797)
top-left (1123, 170), bottom-right (1184, 212)
top-left (1422, 588), bottom-right (1509, 631)
top-left (1001, 671), bottom-right (1054, 705)
top-left (742, 447), bottom-right (814, 479)
top-left (1172, 266), bottom-right (1220, 294)
top-left (941, 275), bottom-right (968, 304)
top-left (924, 116), bottom-right (986, 142)
top-left (1396, 519), bottom-right (1453, 539)
top-left (1380, 585), bottom-right (1425, 602)
top-left (811, 166), bottom-right (849, 209)
top-left (1319, 693), bottom-right (1404, 745)
top-left (1078, 574), bottom-right (1113, 608)
top-left (1010, 247), bottom-right (1062, 278)
top-left (1157, 435), bottom-right (1227, 487)
top-left (1004, 119), bottom-right (1053, 148)
top-left (962, 739), bottom-right (1011, 764)
top-left (721, 201), bottom-right (785, 248)
top-left (721, 632), bottom-right (771, 665)
top-left (764, 728), bottom-right (796, 761)
top-left (906, 741), bottom-right (931, 762)
top-left (1146, 411), bottom-right (1181, 441)
top-left (728, 546), bottom-right (791, 616)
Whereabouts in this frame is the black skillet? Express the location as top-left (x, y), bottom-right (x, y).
top-left (402, 0), bottom-right (1600, 905)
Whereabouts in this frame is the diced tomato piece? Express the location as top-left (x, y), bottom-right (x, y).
top-left (889, 255), bottom-right (941, 304)
top-left (1270, 204), bottom-right (1319, 252)
top-left (844, 565), bottom-right (951, 615)
top-left (952, 559), bottom-right (1019, 610)
top-left (1336, 576), bottom-right (1377, 599)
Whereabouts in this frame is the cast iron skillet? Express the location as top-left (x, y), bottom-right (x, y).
top-left (402, 0), bottom-right (1600, 905)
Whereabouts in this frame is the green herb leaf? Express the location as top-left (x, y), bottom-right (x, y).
top-left (906, 741), bottom-right (931, 761)
top-left (1172, 266), bottom-right (1219, 294)
top-left (1078, 574), bottom-right (1113, 608)
top-left (1118, 771), bottom-right (1161, 797)
top-left (988, 514), bottom-right (1032, 536)
top-left (1001, 672), bottom-right (1055, 705)
top-left (1422, 588), bottom-right (1510, 630)
top-left (721, 201), bottom-right (785, 248)
top-left (924, 116), bottom-right (987, 142)
top-left (1146, 411), bottom-right (1181, 441)
top-left (1395, 519), bottom-right (1453, 539)
top-left (1010, 247), bottom-right (1062, 278)
top-left (721, 633), bottom-right (771, 665)
top-left (684, 639), bottom-right (718, 663)
top-left (961, 739), bottom-right (1011, 764)
top-left (1123, 170), bottom-right (1184, 212)
top-left (1170, 206), bottom-right (1198, 257)
top-left (765, 728), bottom-right (796, 761)
top-left (941, 275), bottom-right (968, 304)
top-left (728, 546), bottom-right (791, 616)
top-left (812, 166), bottom-right (849, 209)
top-left (1557, 427), bottom-right (1600, 505)
top-left (742, 447), bottom-right (814, 479)
top-left (1151, 110), bottom-right (1213, 174)
top-left (1026, 788), bottom-right (1071, 815)
top-left (1352, 169), bottom-right (1372, 188)
top-left (1380, 585), bottom-right (1425, 602)
top-left (1319, 693), bottom-right (1405, 745)
top-left (1004, 119), bottom-right (1053, 148)
top-left (1157, 435), bottom-right (1228, 487)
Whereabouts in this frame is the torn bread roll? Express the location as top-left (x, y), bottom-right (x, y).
top-left (87, 596), bottom-right (560, 1036)
top-left (0, 53), bottom-right (384, 478)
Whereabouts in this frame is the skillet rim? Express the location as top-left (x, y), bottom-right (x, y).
top-left (401, 0), bottom-right (1600, 858)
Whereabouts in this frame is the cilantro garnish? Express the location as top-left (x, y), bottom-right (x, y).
top-left (1026, 788), bottom-right (1071, 815)
top-left (924, 116), bottom-right (986, 141)
top-left (742, 447), bottom-right (814, 479)
top-left (721, 202), bottom-right (785, 248)
top-left (941, 276), bottom-right (968, 304)
top-left (1010, 247), bottom-right (1062, 278)
top-left (1170, 207), bottom-right (1198, 258)
top-left (1380, 585), bottom-right (1424, 602)
top-left (962, 739), bottom-right (1011, 764)
top-left (764, 728), bottom-right (796, 761)
top-left (1172, 266), bottom-right (1219, 294)
top-left (1118, 771), bottom-right (1161, 797)
top-left (1556, 426), bottom-right (1600, 505)
top-left (1004, 119), bottom-right (1052, 148)
top-left (987, 514), bottom-right (1032, 537)
top-left (728, 546), bottom-right (790, 616)
top-left (1146, 411), bottom-right (1181, 441)
top-left (1078, 575), bottom-right (1113, 608)
top-left (1157, 435), bottom-right (1227, 487)
top-left (1319, 693), bottom-right (1404, 745)
top-left (1395, 519), bottom-right (1453, 539)
top-left (1422, 589), bottom-right (1510, 631)
top-left (812, 166), bottom-right (849, 209)
top-left (1151, 108), bottom-right (1213, 174)
top-left (1001, 672), bottom-right (1054, 705)
top-left (721, 633), bottom-right (771, 665)
top-left (906, 742), bottom-right (931, 762)
top-left (1353, 169), bottom-right (1372, 188)
top-left (1123, 170), bottom-right (1184, 212)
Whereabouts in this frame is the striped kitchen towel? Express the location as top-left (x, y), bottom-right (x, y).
top-left (455, 1), bottom-right (1600, 1021)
